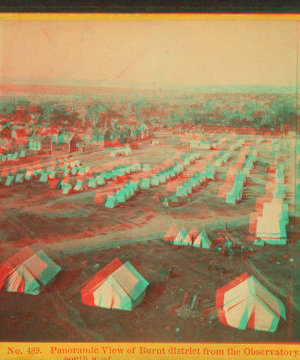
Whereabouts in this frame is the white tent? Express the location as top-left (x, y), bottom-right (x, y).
top-left (174, 227), bottom-right (188, 246)
top-left (80, 258), bottom-right (149, 311)
top-left (15, 173), bottom-right (25, 184)
top-left (48, 171), bottom-right (56, 180)
top-left (62, 184), bottom-right (72, 194)
top-left (140, 179), bottom-right (150, 190)
top-left (193, 230), bottom-right (211, 248)
top-left (216, 273), bottom-right (286, 332)
top-left (164, 223), bottom-right (179, 242)
top-left (25, 170), bottom-right (33, 181)
top-left (0, 247), bottom-right (61, 295)
top-left (255, 199), bottom-right (287, 245)
top-left (5, 176), bottom-right (14, 186)
top-left (39, 173), bottom-right (49, 182)
top-left (116, 190), bottom-right (127, 203)
top-left (88, 177), bottom-right (97, 188)
top-left (74, 180), bottom-right (84, 192)
top-left (105, 195), bottom-right (118, 208)
top-left (96, 175), bottom-right (105, 186)
top-left (183, 225), bottom-right (199, 246)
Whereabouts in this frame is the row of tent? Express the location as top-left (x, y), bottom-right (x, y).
top-left (110, 146), bottom-right (132, 157)
top-left (164, 224), bottom-right (212, 248)
top-left (106, 181), bottom-right (139, 207)
top-left (0, 246), bottom-right (286, 331)
top-left (249, 170), bottom-right (289, 245)
top-left (0, 150), bottom-right (26, 162)
top-left (175, 174), bottom-right (207, 198)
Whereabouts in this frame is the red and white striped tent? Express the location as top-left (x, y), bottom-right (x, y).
top-left (216, 273), bottom-right (286, 332)
top-left (0, 247), bottom-right (61, 295)
top-left (164, 223), bottom-right (179, 242)
top-left (80, 257), bottom-right (149, 311)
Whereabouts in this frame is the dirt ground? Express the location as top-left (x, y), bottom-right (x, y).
top-left (0, 133), bottom-right (299, 342)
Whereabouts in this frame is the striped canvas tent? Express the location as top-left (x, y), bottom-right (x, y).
top-left (80, 258), bottom-right (149, 311)
top-left (0, 247), bottom-right (61, 295)
top-left (183, 225), bottom-right (199, 246)
top-left (216, 273), bottom-right (286, 332)
top-left (174, 227), bottom-right (188, 246)
top-left (193, 230), bottom-right (211, 248)
top-left (164, 223), bottom-right (179, 242)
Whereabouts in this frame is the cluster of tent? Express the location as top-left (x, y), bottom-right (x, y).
top-left (214, 150), bottom-right (233, 167)
top-left (0, 246), bottom-right (287, 329)
top-left (218, 166), bottom-right (240, 199)
top-left (235, 146), bottom-right (250, 169)
top-left (164, 223), bottom-right (211, 248)
top-left (151, 140), bottom-right (160, 145)
top-left (183, 152), bottom-right (202, 166)
top-left (0, 157), bottom-right (82, 188)
top-left (105, 180), bottom-right (139, 208)
top-left (139, 161), bottom-right (183, 190)
top-left (0, 248), bottom-right (148, 312)
top-left (61, 158), bottom-right (142, 195)
top-left (225, 170), bottom-right (247, 205)
top-left (175, 174), bottom-right (207, 198)
top-left (249, 164), bottom-right (289, 245)
top-left (110, 146), bottom-right (132, 157)
top-left (0, 150), bottom-right (26, 163)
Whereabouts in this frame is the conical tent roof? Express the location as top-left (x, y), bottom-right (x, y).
top-left (0, 247), bottom-right (61, 295)
top-left (164, 223), bottom-right (179, 242)
top-left (81, 257), bottom-right (148, 311)
top-left (174, 227), bottom-right (188, 245)
top-left (193, 230), bottom-right (211, 248)
top-left (183, 225), bottom-right (199, 246)
top-left (216, 273), bottom-right (286, 332)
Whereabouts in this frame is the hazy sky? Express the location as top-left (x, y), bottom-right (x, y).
top-left (0, 19), bottom-right (298, 89)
